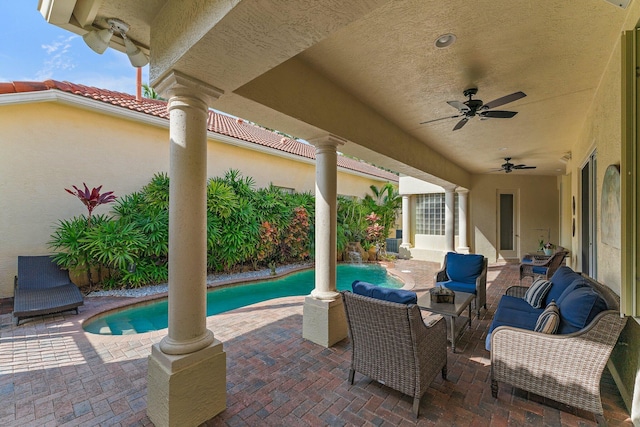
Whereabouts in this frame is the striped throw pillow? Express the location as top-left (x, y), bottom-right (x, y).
top-left (534, 300), bottom-right (560, 334)
top-left (524, 278), bottom-right (553, 308)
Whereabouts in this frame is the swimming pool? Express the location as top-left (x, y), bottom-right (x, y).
top-left (84, 264), bottom-right (403, 335)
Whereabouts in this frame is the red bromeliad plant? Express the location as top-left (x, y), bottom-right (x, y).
top-left (65, 183), bottom-right (117, 226)
top-left (365, 212), bottom-right (385, 251)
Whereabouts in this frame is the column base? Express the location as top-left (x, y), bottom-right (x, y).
top-left (302, 296), bottom-right (347, 347)
top-left (147, 339), bottom-right (226, 427)
top-left (456, 246), bottom-right (470, 254)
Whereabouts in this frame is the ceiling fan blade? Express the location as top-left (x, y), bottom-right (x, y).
top-left (482, 91), bottom-right (526, 110)
top-left (452, 117), bottom-right (469, 131)
top-left (513, 165), bottom-right (537, 170)
top-left (447, 100), bottom-right (470, 112)
top-left (420, 114), bottom-right (462, 125)
top-left (480, 110), bottom-right (518, 119)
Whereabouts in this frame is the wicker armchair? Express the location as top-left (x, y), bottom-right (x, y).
top-left (341, 291), bottom-right (447, 417)
top-left (435, 252), bottom-right (487, 316)
top-left (490, 274), bottom-right (627, 418)
top-left (519, 249), bottom-right (568, 284)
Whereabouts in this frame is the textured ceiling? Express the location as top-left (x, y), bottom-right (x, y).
top-left (298, 0), bottom-right (626, 175)
top-left (42, 0), bottom-right (631, 183)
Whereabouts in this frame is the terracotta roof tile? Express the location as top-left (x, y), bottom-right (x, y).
top-left (1, 80), bottom-right (398, 183)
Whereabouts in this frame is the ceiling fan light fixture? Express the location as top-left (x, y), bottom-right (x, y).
top-left (435, 33), bottom-right (456, 48)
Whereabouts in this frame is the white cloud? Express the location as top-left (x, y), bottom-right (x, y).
top-left (36, 35), bottom-right (78, 80)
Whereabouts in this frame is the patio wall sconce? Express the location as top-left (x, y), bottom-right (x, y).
top-left (83, 18), bottom-right (149, 67)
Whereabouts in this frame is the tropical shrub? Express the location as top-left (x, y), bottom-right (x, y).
top-left (280, 206), bottom-right (310, 262)
top-left (49, 170), bottom-right (321, 289)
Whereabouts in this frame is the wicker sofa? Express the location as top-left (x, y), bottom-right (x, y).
top-left (341, 285), bottom-right (447, 417)
top-left (488, 266), bottom-right (627, 417)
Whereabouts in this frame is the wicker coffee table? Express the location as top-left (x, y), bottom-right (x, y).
top-left (417, 291), bottom-right (474, 353)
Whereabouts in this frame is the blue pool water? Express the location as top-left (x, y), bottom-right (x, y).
top-left (84, 264), bottom-right (402, 335)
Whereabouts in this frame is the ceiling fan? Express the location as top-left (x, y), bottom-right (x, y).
top-left (420, 88), bottom-right (526, 131)
top-left (496, 157), bottom-right (537, 173)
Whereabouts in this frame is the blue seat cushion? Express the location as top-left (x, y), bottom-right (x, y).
top-left (545, 266), bottom-right (585, 305)
top-left (352, 280), bottom-right (417, 304)
top-left (438, 280), bottom-right (476, 295)
top-left (555, 278), bottom-right (591, 305)
top-left (485, 295), bottom-right (544, 350)
top-left (445, 252), bottom-right (484, 284)
top-left (532, 266), bottom-right (548, 275)
top-left (557, 286), bottom-right (608, 334)
top-left (352, 280), bottom-right (375, 297)
top-left (549, 266), bottom-right (581, 287)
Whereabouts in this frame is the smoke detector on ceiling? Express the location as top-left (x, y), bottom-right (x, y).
top-left (604, 0), bottom-right (631, 9)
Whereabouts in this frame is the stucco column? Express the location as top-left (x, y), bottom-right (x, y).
top-left (445, 187), bottom-right (455, 253)
top-left (456, 188), bottom-right (470, 253)
top-left (303, 134), bottom-right (348, 347)
top-left (399, 194), bottom-right (412, 259)
top-left (400, 195), bottom-right (411, 248)
top-left (147, 71), bottom-right (226, 427)
top-left (161, 88), bottom-right (213, 354)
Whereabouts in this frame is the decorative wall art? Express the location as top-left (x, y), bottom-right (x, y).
top-left (601, 164), bottom-right (621, 249)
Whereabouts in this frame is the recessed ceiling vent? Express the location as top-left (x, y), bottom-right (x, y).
top-left (604, 0), bottom-right (630, 9)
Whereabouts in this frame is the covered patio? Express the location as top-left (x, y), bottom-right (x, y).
top-left (0, 260), bottom-right (631, 425)
top-left (29, 0), bottom-right (640, 425)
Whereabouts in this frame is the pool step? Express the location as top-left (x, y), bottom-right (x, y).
top-left (107, 319), bottom-right (137, 335)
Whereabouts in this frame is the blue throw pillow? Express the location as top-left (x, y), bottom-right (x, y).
top-left (534, 300), bottom-right (560, 334)
top-left (558, 286), bottom-right (608, 333)
top-left (446, 252), bottom-right (484, 284)
top-left (524, 278), bottom-right (553, 308)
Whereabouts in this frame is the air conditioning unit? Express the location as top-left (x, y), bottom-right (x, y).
top-left (604, 0), bottom-right (631, 9)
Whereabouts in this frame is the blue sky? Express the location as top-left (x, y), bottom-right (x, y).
top-left (0, 1), bottom-right (149, 94)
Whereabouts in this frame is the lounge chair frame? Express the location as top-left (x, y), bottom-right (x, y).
top-left (13, 255), bottom-right (84, 325)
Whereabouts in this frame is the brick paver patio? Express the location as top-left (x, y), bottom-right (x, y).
top-left (0, 260), bottom-right (632, 426)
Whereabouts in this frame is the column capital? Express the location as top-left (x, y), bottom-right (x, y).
top-left (442, 184), bottom-right (457, 193)
top-left (456, 187), bottom-right (469, 195)
top-left (309, 134), bottom-right (347, 149)
top-left (154, 70), bottom-right (224, 106)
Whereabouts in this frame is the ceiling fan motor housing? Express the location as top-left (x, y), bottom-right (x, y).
top-left (465, 99), bottom-right (483, 114)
